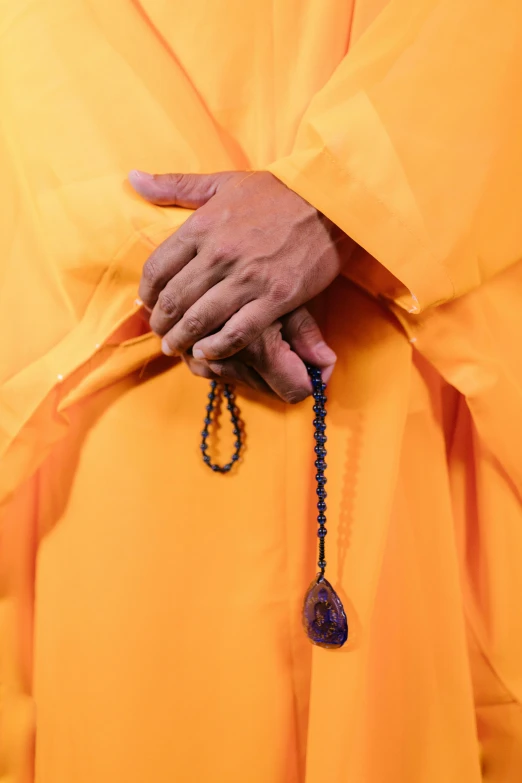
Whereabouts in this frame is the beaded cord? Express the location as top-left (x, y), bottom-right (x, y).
top-left (308, 365), bottom-right (329, 576)
top-left (200, 367), bottom-right (328, 573)
top-left (200, 380), bottom-right (242, 473)
top-left (200, 367), bottom-right (347, 647)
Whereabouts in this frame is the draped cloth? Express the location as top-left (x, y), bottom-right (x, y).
top-left (1, 1), bottom-right (522, 781)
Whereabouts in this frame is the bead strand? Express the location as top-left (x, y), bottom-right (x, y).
top-left (201, 365), bottom-right (347, 649)
top-left (308, 365), bottom-right (328, 576)
top-left (200, 381), bottom-right (242, 473)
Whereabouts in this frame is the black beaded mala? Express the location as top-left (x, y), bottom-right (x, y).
top-left (200, 366), bottom-right (348, 649)
top-left (302, 366), bottom-right (348, 648)
top-left (310, 366), bottom-right (329, 574)
top-left (200, 381), bottom-right (242, 473)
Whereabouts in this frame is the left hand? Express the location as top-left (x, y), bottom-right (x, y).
top-left (182, 305), bottom-right (337, 404)
top-left (129, 170), bottom-right (353, 360)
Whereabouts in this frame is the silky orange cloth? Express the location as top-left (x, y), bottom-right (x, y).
top-left (1, 1), bottom-right (522, 781)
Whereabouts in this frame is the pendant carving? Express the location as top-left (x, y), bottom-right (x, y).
top-left (302, 576), bottom-right (348, 649)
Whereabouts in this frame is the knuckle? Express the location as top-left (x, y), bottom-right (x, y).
top-left (295, 311), bottom-right (318, 337)
top-left (189, 210), bottom-right (210, 235)
top-left (212, 238), bottom-right (236, 262)
top-left (157, 289), bottom-right (178, 318)
top-left (175, 173), bottom-right (206, 203)
top-left (218, 205), bottom-right (233, 224)
top-left (223, 324), bottom-right (250, 353)
top-left (236, 265), bottom-right (257, 286)
top-left (269, 277), bottom-right (293, 304)
top-left (183, 310), bottom-right (207, 337)
top-left (142, 256), bottom-right (161, 286)
top-left (165, 173), bottom-right (184, 189)
top-left (265, 322), bottom-right (282, 345)
top-left (255, 324), bottom-right (281, 361)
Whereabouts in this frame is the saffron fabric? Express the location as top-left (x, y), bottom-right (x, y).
top-left (1, 1), bottom-right (522, 781)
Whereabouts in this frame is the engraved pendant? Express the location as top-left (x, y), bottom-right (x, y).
top-left (302, 576), bottom-right (348, 649)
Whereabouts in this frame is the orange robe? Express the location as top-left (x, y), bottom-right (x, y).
top-left (1, 1), bottom-right (522, 781)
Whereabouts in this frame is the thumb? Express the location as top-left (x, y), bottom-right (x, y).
top-left (282, 307), bottom-right (337, 384)
top-left (128, 170), bottom-right (237, 208)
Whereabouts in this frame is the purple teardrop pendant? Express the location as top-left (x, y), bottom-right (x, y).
top-left (302, 576), bottom-right (348, 649)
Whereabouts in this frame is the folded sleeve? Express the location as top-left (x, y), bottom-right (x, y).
top-left (268, 0), bottom-right (522, 314)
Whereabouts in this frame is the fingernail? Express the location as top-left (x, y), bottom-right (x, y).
top-left (316, 341), bottom-right (337, 364)
top-left (323, 365), bottom-right (335, 384)
top-left (192, 347), bottom-right (205, 359)
top-left (161, 338), bottom-right (175, 356)
top-left (129, 169), bottom-right (153, 183)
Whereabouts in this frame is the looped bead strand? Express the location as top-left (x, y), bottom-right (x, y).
top-left (200, 381), bottom-right (242, 473)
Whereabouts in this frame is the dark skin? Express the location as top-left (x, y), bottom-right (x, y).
top-left (130, 170), bottom-right (354, 401)
top-left (182, 305), bottom-right (336, 404)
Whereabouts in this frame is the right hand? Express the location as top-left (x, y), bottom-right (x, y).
top-left (183, 305), bottom-right (336, 404)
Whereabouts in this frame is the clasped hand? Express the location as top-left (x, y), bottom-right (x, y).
top-left (130, 169), bottom-right (352, 401)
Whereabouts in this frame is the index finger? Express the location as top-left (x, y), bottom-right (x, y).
top-left (192, 299), bottom-right (278, 360)
top-left (138, 218), bottom-right (198, 310)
